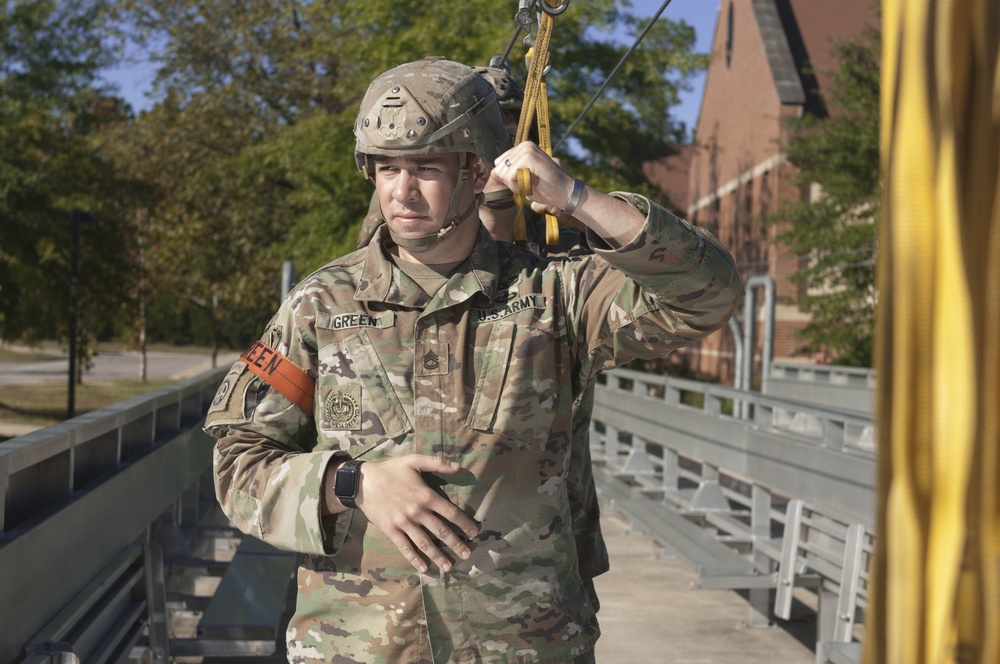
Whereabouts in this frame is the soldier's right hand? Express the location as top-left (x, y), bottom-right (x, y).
top-left (354, 456), bottom-right (479, 573)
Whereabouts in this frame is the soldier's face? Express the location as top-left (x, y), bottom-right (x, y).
top-left (374, 153), bottom-right (489, 251)
top-left (374, 153), bottom-right (466, 240)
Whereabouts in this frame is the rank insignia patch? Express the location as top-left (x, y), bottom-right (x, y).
top-left (415, 342), bottom-right (449, 376)
top-left (423, 350), bottom-right (440, 371)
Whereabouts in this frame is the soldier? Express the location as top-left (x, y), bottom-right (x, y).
top-left (206, 58), bottom-right (742, 663)
top-left (356, 60), bottom-right (610, 611)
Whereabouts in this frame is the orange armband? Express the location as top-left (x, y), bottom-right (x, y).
top-left (240, 341), bottom-right (315, 416)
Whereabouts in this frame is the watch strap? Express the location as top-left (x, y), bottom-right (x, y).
top-left (335, 459), bottom-right (363, 508)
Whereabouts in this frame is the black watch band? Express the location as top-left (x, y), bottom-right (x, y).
top-left (333, 459), bottom-right (363, 508)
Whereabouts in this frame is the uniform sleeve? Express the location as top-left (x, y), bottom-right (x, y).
top-left (204, 295), bottom-right (351, 556)
top-left (567, 192), bottom-right (743, 376)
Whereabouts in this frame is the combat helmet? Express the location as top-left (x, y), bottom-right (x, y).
top-left (354, 57), bottom-right (510, 249)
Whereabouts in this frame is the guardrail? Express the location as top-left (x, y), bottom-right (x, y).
top-left (591, 368), bottom-right (876, 663)
top-left (0, 365), bottom-right (876, 663)
top-left (0, 368), bottom-right (227, 664)
top-left (765, 361), bottom-right (876, 415)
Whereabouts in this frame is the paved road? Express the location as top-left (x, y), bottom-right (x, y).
top-left (0, 349), bottom-right (240, 387)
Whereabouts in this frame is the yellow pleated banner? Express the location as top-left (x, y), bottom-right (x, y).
top-left (867, 1), bottom-right (1000, 663)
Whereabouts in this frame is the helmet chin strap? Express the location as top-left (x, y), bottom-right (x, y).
top-left (388, 153), bottom-right (483, 250)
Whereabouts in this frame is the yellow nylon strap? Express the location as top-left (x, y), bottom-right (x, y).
top-left (867, 1), bottom-right (1000, 662)
top-left (536, 78), bottom-right (560, 246)
top-left (513, 6), bottom-right (561, 245)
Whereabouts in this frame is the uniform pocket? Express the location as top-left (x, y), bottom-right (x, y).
top-left (467, 322), bottom-right (565, 449)
top-left (316, 329), bottom-right (412, 455)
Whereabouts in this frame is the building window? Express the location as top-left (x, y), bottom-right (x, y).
top-left (725, 2), bottom-right (734, 68)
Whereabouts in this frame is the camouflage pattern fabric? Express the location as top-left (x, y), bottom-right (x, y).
top-left (206, 193), bottom-right (743, 663)
top-left (358, 204), bottom-right (609, 607)
top-left (354, 58), bottom-right (509, 172)
top-left (522, 214), bottom-right (607, 604)
top-left (357, 192), bottom-right (385, 250)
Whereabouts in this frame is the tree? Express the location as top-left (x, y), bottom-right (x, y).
top-left (547, 7), bottom-right (706, 195)
top-left (103, 0), bottom-right (707, 353)
top-left (774, 27), bottom-right (881, 366)
top-left (0, 1), bottom-right (136, 358)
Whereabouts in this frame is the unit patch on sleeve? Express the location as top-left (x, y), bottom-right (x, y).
top-left (317, 311), bottom-right (394, 331)
top-left (475, 294), bottom-right (548, 322)
top-left (323, 384), bottom-right (362, 430)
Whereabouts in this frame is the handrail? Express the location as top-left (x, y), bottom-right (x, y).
top-left (592, 367), bottom-right (876, 657)
top-left (0, 367), bottom-right (227, 664)
top-left (770, 360), bottom-right (877, 387)
top-left (0, 365), bottom-right (874, 662)
top-left (597, 368), bottom-right (875, 522)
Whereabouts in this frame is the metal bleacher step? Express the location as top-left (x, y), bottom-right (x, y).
top-left (170, 534), bottom-right (297, 657)
top-left (594, 466), bottom-right (769, 589)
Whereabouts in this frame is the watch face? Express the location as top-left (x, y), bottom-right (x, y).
top-left (335, 464), bottom-right (358, 497)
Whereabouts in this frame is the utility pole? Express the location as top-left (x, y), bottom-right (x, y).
top-left (67, 209), bottom-right (95, 419)
top-left (281, 260), bottom-right (295, 299)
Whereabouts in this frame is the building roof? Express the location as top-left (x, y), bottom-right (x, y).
top-left (751, 0), bottom-right (805, 105)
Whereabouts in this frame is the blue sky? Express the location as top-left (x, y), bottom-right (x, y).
top-left (628, 0), bottom-right (718, 131)
top-left (102, 0), bottom-right (719, 131)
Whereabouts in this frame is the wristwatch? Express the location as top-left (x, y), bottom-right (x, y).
top-left (334, 459), bottom-right (364, 508)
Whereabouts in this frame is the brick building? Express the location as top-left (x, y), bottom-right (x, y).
top-left (646, 0), bottom-right (878, 383)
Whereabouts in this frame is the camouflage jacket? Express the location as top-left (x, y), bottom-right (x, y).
top-left (359, 201), bottom-right (610, 606)
top-left (206, 194), bottom-right (742, 663)
top-left (523, 218), bottom-right (607, 599)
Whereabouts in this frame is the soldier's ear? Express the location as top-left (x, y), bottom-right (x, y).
top-left (469, 154), bottom-right (491, 193)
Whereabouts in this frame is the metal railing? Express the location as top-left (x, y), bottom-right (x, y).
top-left (765, 361), bottom-right (876, 415)
top-left (0, 368), bottom-right (226, 664)
top-left (0, 364), bottom-right (875, 663)
top-left (591, 368), bottom-right (875, 663)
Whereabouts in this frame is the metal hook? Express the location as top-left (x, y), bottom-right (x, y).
top-left (515, 0), bottom-right (536, 33)
top-left (489, 54), bottom-right (513, 74)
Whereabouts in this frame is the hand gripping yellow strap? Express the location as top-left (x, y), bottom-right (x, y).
top-left (240, 341), bottom-right (315, 416)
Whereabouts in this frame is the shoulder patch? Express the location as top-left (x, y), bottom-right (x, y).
top-left (205, 362), bottom-right (256, 430)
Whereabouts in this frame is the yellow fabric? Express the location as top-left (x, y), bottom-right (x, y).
top-left (514, 8), bottom-right (561, 245)
top-left (868, 1), bottom-right (1000, 662)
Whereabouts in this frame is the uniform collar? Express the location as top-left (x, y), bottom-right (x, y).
top-left (356, 223), bottom-right (499, 308)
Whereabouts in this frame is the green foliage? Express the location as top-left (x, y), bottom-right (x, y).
top-left (1, 1), bottom-right (136, 347)
top-left (773, 27), bottom-right (880, 366)
top-left (5, 1), bottom-right (707, 350)
top-left (545, 4), bottom-right (705, 201)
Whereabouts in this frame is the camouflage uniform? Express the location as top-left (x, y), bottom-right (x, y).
top-left (206, 194), bottom-right (742, 663)
top-left (351, 60), bottom-right (611, 603)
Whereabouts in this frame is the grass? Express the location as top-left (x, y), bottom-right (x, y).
top-left (0, 347), bottom-right (63, 362)
top-left (0, 379), bottom-right (177, 442)
top-left (0, 341), bottom-right (228, 444)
